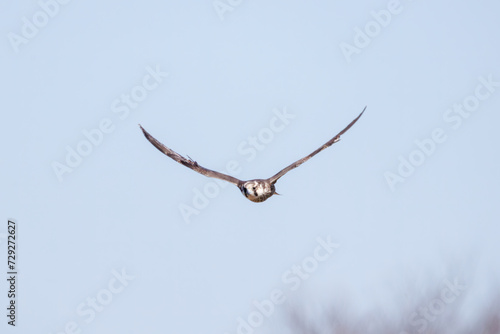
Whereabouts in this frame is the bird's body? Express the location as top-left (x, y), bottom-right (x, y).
top-left (140, 107), bottom-right (365, 203)
top-left (239, 179), bottom-right (276, 203)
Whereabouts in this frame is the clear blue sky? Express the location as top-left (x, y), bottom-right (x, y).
top-left (1, 1), bottom-right (499, 333)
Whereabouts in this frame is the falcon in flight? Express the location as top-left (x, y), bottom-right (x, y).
top-left (140, 107), bottom-right (365, 203)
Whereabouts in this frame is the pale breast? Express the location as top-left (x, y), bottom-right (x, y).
top-left (241, 179), bottom-right (275, 202)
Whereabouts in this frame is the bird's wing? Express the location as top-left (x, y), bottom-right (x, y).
top-left (267, 106), bottom-right (366, 184)
top-left (139, 125), bottom-right (243, 186)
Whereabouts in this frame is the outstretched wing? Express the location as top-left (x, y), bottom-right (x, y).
top-left (139, 125), bottom-right (243, 186)
top-left (267, 106), bottom-right (366, 184)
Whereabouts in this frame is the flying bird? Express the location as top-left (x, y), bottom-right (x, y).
top-left (139, 107), bottom-right (365, 203)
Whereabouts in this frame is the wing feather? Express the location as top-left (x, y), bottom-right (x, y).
top-left (139, 125), bottom-right (242, 186)
top-left (267, 106), bottom-right (366, 184)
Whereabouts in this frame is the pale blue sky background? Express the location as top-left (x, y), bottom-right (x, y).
top-left (1, 1), bottom-right (499, 333)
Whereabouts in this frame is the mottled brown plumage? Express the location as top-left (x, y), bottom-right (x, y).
top-left (140, 106), bottom-right (365, 202)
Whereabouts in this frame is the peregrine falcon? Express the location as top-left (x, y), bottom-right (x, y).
top-left (140, 107), bottom-right (365, 202)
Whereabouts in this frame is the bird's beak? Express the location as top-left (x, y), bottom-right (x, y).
top-left (274, 192), bottom-right (280, 196)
